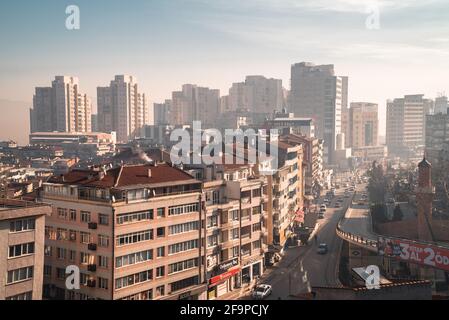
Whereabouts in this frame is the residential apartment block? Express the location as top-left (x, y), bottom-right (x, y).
top-left (0, 199), bottom-right (51, 300)
top-left (30, 76), bottom-right (92, 134)
top-left (97, 75), bottom-right (150, 143)
top-left (349, 102), bottom-right (379, 149)
top-left (40, 164), bottom-right (207, 300)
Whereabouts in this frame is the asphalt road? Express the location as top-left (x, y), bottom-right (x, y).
top-left (244, 174), bottom-right (358, 300)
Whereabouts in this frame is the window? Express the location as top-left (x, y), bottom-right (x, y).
top-left (80, 252), bottom-right (93, 265)
top-left (232, 246), bottom-right (239, 258)
top-left (116, 250), bottom-right (153, 268)
top-left (45, 226), bottom-right (56, 240)
top-left (157, 227), bottom-right (165, 238)
top-left (57, 228), bottom-right (68, 241)
top-left (156, 285), bottom-right (165, 297)
top-left (69, 230), bottom-right (77, 242)
top-left (99, 214), bottom-right (109, 226)
top-left (57, 208), bottom-right (68, 220)
top-left (8, 242), bottom-right (35, 258)
top-left (69, 209), bottom-right (77, 221)
top-left (230, 210), bottom-right (239, 221)
top-left (156, 266), bottom-right (165, 278)
top-left (44, 245), bottom-right (52, 257)
top-left (207, 235), bottom-right (218, 247)
top-left (253, 240), bottom-right (261, 250)
top-left (115, 270), bottom-right (153, 289)
top-left (9, 218), bottom-right (35, 233)
top-left (170, 276), bottom-right (198, 293)
top-left (7, 267), bottom-right (33, 284)
top-left (252, 188), bottom-right (261, 198)
top-left (168, 203), bottom-right (199, 216)
top-left (157, 208), bottom-right (165, 218)
top-left (157, 247), bottom-right (165, 258)
top-left (116, 230), bottom-right (153, 246)
top-left (6, 292), bottom-right (32, 300)
top-left (168, 221), bottom-right (199, 235)
top-left (99, 255), bottom-right (108, 268)
top-left (98, 277), bottom-right (109, 290)
top-left (98, 235), bottom-right (109, 247)
top-left (44, 265), bottom-right (52, 277)
top-left (252, 223), bottom-right (261, 232)
top-left (207, 215), bottom-right (218, 228)
top-left (56, 268), bottom-right (65, 280)
top-left (169, 240), bottom-right (198, 255)
top-left (80, 232), bottom-right (92, 244)
top-left (57, 248), bottom-right (67, 260)
top-left (69, 250), bottom-right (76, 262)
top-left (168, 258), bottom-right (198, 274)
top-left (116, 210), bottom-right (153, 225)
top-left (81, 211), bottom-right (91, 223)
top-left (231, 228), bottom-right (239, 240)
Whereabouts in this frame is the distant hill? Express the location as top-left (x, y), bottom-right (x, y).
top-left (0, 99), bottom-right (31, 145)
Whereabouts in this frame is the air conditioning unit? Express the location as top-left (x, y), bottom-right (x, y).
top-left (88, 222), bottom-right (98, 230)
top-left (88, 243), bottom-right (97, 251)
top-left (87, 264), bottom-right (97, 272)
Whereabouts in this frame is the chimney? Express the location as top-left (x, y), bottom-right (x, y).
top-left (148, 169), bottom-right (152, 178)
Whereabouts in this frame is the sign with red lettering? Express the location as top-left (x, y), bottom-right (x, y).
top-left (209, 267), bottom-right (240, 286)
top-left (378, 237), bottom-right (449, 271)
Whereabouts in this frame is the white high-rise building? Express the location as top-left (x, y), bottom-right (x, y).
top-left (97, 75), bottom-right (149, 142)
top-left (290, 62), bottom-right (348, 163)
top-left (434, 95), bottom-right (448, 114)
top-left (386, 94), bottom-right (434, 156)
top-left (30, 76), bottom-right (91, 133)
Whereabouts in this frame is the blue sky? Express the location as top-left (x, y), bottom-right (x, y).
top-left (1, 0), bottom-right (449, 134)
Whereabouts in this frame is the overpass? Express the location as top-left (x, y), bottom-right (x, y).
top-left (336, 187), bottom-right (449, 272)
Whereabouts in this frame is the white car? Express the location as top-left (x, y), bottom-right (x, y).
top-left (252, 284), bottom-right (272, 299)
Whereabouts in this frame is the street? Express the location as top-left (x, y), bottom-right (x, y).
top-left (241, 172), bottom-right (357, 300)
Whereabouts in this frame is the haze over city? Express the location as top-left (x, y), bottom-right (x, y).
top-left (2, 0), bottom-right (449, 143)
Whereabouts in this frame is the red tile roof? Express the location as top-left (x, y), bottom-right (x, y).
top-left (48, 164), bottom-right (197, 189)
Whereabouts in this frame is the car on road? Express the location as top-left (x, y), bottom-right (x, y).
top-left (317, 243), bottom-right (328, 254)
top-left (251, 284), bottom-right (272, 299)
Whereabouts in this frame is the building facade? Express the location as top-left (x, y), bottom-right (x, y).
top-left (40, 164), bottom-right (209, 300)
top-left (386, 95), bottom-right (433, 157)
top-left (30, 76), bottom-right (92, 134)
top-left (97, 75), bottom-right (150, 142)
top-left (0, 199), bottom-right (51, 300)
top-left (349, 102), bottom-right (379, 149)
top-left (290, 62), bottom-right (348, 164)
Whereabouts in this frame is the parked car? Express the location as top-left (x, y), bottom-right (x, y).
top-left (252, 284), bottom-right (272, 299)
top-left (317, 243), bottom-right (328, 254)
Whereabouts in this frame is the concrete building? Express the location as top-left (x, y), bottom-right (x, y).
top-left (40, 163), bottom-right (208, 300)
top-left (349, 102), bottom-right (379, 148)
top-left (264, 110), bottom-right (315, 138)
top-left (290, 62), bottom-right (348, 163)
top-left (30, 76), bottom-right (92, 134)
top-left (279, 134), bottom-right (323, 202)
top-left (29, 132), bottom-right (116, 158)
top-left (386, 95), bottom-right (433, 157)
top-left (425, 113), bottom-right (449, 165)
top-left (169, 85), bottom-right (220, 127)
top-left (0, 199), bottom-right (52, 300)
top-left (97, 75), bottom-right (149, 142)
top-left (434, 95), bottom-right (448, 115)
top-left (226, 76), bottom-right (283, 115)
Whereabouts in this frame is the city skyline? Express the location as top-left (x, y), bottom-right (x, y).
top-left (2, 0), bottom-right (449, 144)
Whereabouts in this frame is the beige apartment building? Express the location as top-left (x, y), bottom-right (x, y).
top-left (40, 163), bottom-right (208, 300)
top-left (0, 199), bottom-right (51, 300)
top-left (200, 162), bottom-right (268, 299)
top-left (349, 102), bottom-right (379, 148)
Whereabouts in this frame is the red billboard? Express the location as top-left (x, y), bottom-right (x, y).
top-left (378, 237), bottom-right (449, 271)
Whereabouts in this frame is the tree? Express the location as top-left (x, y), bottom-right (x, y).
top-left (392, 204), bottom-right (403, 221)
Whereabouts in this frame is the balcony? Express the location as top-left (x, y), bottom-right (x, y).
top-left (88, 222), bottom-right (98, 230)
top-left (87, 264), bottom-right (97, 272)
top-left (88, 243), bottom-right (97, 251)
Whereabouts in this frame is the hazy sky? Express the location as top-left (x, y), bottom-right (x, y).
top-left (1, 0), bottom-right (449, 138)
